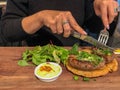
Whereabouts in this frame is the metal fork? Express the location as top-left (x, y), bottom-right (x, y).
top-left (97, 6), bottom-right (120, 45)
top-left (98, 30), bottom-right (109, 45)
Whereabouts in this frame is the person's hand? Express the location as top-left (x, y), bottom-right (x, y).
top-left (39, 10), bottom-right (87, 37)
top-left (93, 0), bottom-right (119, 29)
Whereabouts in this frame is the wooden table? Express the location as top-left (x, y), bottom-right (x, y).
top-left (0, 47), bottom-right (120, 90)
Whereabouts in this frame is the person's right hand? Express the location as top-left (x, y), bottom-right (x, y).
top-left (38, 10), bottom-right (87, 37)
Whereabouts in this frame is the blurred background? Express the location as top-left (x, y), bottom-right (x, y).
top-left (0, 0), bottom-right (6, 19)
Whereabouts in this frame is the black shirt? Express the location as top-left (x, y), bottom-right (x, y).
top-left (1, 0), bottom-right (94, 46)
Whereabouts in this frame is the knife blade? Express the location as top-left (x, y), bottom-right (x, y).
top-left (71, 31), bottom-right (115, 51)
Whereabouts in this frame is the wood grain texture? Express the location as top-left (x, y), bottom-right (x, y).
top-left (0, 47), bottom-right (120, 90)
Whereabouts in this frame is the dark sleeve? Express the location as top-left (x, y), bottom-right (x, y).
top-left (1, 0), bottom-right (29, 42)
top-left (84, 0), bottom-right (94, 21)
top-left (84, 0), bottom-right (104, 34)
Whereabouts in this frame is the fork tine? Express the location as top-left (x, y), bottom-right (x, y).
top-left (102, 35), bottom-right (108, 45)
top-left (104, 35), bottom-right (109, 45)
top-left (98, 30), bottom-right (109, 45)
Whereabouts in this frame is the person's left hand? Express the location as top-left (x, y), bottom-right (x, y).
top-left (93, 0), bottom-right (119, 29)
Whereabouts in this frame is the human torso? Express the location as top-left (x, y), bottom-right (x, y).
top-left (28, 0), bottom-right (85, 26)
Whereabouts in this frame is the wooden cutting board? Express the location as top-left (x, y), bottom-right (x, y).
top-left (0, 47), bottom-right (120, 90)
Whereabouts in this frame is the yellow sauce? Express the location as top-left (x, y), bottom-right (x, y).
top-left (36, 63), bottom-right (61, 78)
top-left (114, 48), bottom-right (120, 54)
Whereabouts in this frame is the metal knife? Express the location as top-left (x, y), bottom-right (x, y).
top-left (71, 31), bottom-right (115, 51)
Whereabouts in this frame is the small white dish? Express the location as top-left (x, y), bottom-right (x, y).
top-left (34, 62), bottom-right (62, 82)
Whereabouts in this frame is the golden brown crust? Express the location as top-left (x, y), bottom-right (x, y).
top-left (66, 59), bottom-right (118, 77)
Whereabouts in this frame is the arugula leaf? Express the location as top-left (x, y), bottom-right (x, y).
top-left (18, 60), bottom-right (30, 66)
top-left (18, 44), bottom-right (69, 66)
top-left (69, 43), bottom-right (79, 55)
top-left (52, 50), bottom-right (61, 64)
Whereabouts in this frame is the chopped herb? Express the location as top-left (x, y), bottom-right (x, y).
top-left (77, 51), bottom-right (103, 66)
top-left (83, 77), bottom-right (90, 81)
top-left (93, 78), bottom-right (96, 81)
top-left (73, 75), bottom-right (79, 81)
top-left (94, 48), bottom-right (112, 55)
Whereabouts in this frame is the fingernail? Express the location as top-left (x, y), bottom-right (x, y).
top-left (106, 25), bottom-right (110, 30)
top-left (83, 31), bottom-right (87, 35)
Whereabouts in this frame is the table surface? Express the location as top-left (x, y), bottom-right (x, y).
top-left (0, 47), bottom-right (120, 90)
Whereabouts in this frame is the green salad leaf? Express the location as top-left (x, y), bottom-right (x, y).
top-left (18, 44), bottom-right (69, 66)
top-left (18, 60), bottom-right (30, 66)
top-left (69, 43), bottom-right (79, 55)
